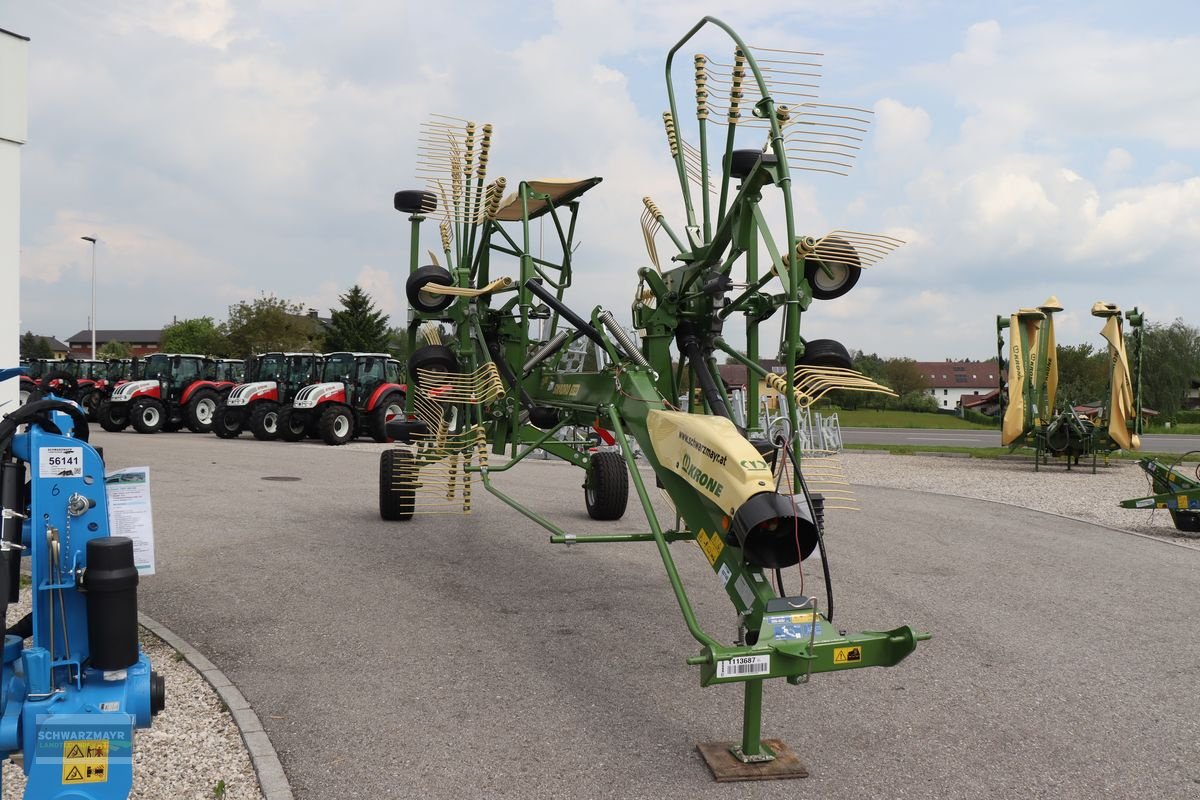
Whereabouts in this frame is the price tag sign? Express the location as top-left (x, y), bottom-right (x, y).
top-left (39, 447), bottom-right (84, 479)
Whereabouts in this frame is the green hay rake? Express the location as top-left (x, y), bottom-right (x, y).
top-left (1120, 454), bottom-right (1200, 533)
top-left (381, 16), bottom-right (924, 779)
top-left (997, 299), bottom-right (1144, 472)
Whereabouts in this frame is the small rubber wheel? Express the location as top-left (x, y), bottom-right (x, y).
top-left (805, 236), bottom-right (862, 300)
top-left (369, 393), bottom-right (405, 443)
top-left (213, 401), bottom-right (244, 438)
top-left (394, 189), bottom-right (437, 215)
top-left (98, 399), bottom-right (129, 432)
top-left (406, 266), bottom-right (455, 314)
top-left (379, 449), bottom-right (417, 521)
top-left (796, 339), bottom-right (854, 370)
top-left (584, 451), bottom-right (628, 521)
top-left (130, 398), bottom-right (166, 434)
top-left (318, 405), bottom-right (355, 446)
top-left (1173, 510), bottom-right (1200, 533)
top-left (248, 401), bottom-right (281, 441)
top-left (185, 388), bottom-right (220, 433)
top-left (408, 345), bottom-right (458, 391)
top-left (277, 406), bottom-right (308, 442)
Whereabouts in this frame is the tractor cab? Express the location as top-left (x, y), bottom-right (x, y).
top-left (212, 359), bottom-right (245, 384)
top-left (139, 353), bottom-right (209, 398)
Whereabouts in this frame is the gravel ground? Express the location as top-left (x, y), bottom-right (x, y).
top-left (2, 589), bottom-right (264, 800)
top-left (840, 451), bottom-right (1200, 544)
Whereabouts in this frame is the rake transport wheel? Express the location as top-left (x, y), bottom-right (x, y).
top-left (407, 345), bottom-right (458, 389)
top-left (804, 236), bottom-right (861, 300)
top-left (379, 448), bottom-right (416, 521)
top-left (248, 401), bottom-right (281, 441)
top-left (318, 405), bottom-right (355, 446)
top-left (212, 401), bottom-right (243, 439)
top-left (185, 388), bottom-right (220, 433)
top-left (98, 399), bottom-right (129, 432)
top-left (130, 398), bottom-right (166, 434)
top-left (797, 339), bottom-right (854, 370)
top-left (277, 407), bottom-right (308, 442)
top-left (369, 392), bottom-right (405, 443)
top-left (584, 450), bottom-right (629, 521)
top-left (406, 266), bottom-right (455, 314)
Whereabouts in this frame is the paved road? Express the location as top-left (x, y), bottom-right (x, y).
top-left (95, 431), bottom-right (1200, 799)
top-left (843, 426), bottom-right (1200, 453)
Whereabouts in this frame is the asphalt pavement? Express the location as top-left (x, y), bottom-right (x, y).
top-left (95, 430), bottom-right (1200, 799)
top-left (842, 426), bottom-right (1200, 453)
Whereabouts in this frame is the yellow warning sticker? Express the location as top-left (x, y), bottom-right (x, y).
top-left (696, 529), bottom-right (724, 566)
top-left (62, 739), bottom-right (108, 784)
top-left (833, 646), bottom-right (863, 665)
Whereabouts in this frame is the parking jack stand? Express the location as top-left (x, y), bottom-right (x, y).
top-left (696, 680), bottom-right (809, 781)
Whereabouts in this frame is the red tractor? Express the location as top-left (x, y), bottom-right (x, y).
top-left (97, 353), bottom-right (238, 434)
top-left (277, 352), bottom-right (405, 445)
top-left (213, 352), bottom-right (323, 440)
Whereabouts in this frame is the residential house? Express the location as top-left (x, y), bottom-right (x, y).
top-left (914, 359), bottom-right (1000, 411)
top-left (65, 329), bottom-right (162, 357)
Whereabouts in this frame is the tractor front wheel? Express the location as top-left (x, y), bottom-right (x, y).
top-left (379, 449), bottom-right (416, 520)
top-left (78, 389), bottom-right (101, 421)
top-left (584, 451), bottom-right (629, 520)
top-left (185, 389), bottom-right (220, 433)
top-left (98, 400), bottom-right (129, 432)
top-left (318, 405), bottom-right (355, 446)
top-left (369, 392), bottom-right (405, 443)
top-left (130, 399), bottom-right (166, 434)
top-left (212, 401), bottom-right (244, 438)
top-left (277, 407), bottom-right (308, 442)
top-left (249, 401), bottom-right (281, 441)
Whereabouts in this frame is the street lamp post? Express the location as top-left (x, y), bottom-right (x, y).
top-left (81, 236), bottom-right (97, 359)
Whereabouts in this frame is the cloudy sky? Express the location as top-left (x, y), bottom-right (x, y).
top-left (7, 0), bottom-right (1199, 359)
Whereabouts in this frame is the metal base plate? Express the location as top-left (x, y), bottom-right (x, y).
top-left (696, 739), bottom-right (809, 782)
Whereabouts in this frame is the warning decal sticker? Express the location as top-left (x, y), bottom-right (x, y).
top-left (62, 739), bottom-right (108, 784)
top-left (696, 529), bottom-right (724, 566)
top-left (833, 646), bottom-right (863, 665)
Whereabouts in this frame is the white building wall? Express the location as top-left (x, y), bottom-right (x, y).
top-left (0, 30), bottom-right (29, 416)
top-left (929, 386), bottom-right (989, 410)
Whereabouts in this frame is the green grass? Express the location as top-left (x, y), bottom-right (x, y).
top-left (1148, 423), bottom-right (1200, 435)
top-left (827, 408), bottom-right (996, 430)
top-left (843, 443), bottom-right (1200, 462)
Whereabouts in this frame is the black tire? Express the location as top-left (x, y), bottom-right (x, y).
top-left (19, 385), bottom-right (44, 407)
top-left (248, 401), bottom-right (281, 441)
top-left (98, 399), bottom-right (129, 432)
top-left (805, 236), bottom-right (861, 300)
top-left (406, 266), bottom-right (455, 313)
top-left (1173, 510), bottom-right (1200, 533)
top-left (212, 401), bottom-right (244, 438)
top-left (277, 406), bottom-right (308, 442)
top-left (394, 189), bottom-right (437, 215)
top-left (584, 451), bottom-right (628, 521)
top-left (379, 449), bottom-right (416, 521)
top-left (408, 345), bottom-right (458, 391)
top-left (185, 388), bottom-right (220, 433)
top-left (725, 148), bottom-right (766, 180)
top-left (796, 339), bottom-right (854, 370)
top-left (318, 405), bottom-right (355, 446)
top-left (130, 398), bottom-right (166, 434)
top-left (369, 392), bottom-right (405, 443)
top-left (79, 389), bottom-right (102, 421)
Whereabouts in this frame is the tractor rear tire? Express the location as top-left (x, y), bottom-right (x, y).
top-left (584, 451), bottom-right (628, 521)
top-left (130, 399), bottom-right (166, 434)
top-left (185, 389), bottom-right (220, 433)
top-left (98, 400), bottom-right (129, 432)
top-left (212, 401), bottom-right (243, 438)
top-left (78, 389), bottom-right (101, 420)
top-left (249, 401), bottom-right (281, 441)
top-left (796, 339), bottom-right (854, 370)
top-left (19, 385), bottom-right (44, 407)
top-left (379, 449), bottom-right (416, 521)
top-left (318, 405), bottom-right (355, 446)
top-left (277, 407), bottom-right (308, 442)
top-left (369, 392), bottom-right (405, 443)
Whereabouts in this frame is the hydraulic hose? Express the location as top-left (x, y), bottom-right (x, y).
top-left (676, 325), bottom-right (730, 420)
